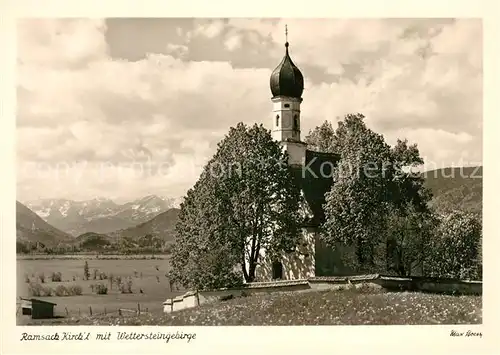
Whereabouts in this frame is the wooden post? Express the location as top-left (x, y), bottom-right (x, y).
top-left (65, 307), bottom-right (69, 316)
top-left (137, 303), bottom-right (141, 315)
top-left (119, 309), bottom-right (122, 316)
top-left (89, 306), bottom-right (92, 316)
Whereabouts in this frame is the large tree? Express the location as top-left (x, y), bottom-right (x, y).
top-left (426, 211), bottom-right (482, 280)
top-left (170, 123), bottom-right (302, 290)
top-left (308, 114), bottom-right (432, 273)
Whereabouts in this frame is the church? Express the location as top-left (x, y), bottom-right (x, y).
top-left (246, 34), bottom-right (356, 282)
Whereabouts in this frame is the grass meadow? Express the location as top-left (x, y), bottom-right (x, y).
top-left (16, 256), bottom-right (183, 324)
top-left (24, 287), bottom-right (482, 326)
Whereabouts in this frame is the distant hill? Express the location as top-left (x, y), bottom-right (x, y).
top-left (423, 166), bottom-right (482, 215)
top-left (24, 195), bottom-right (181, 236)
top-left (16, 201), bottom-right (73, 247)
top-left (75, 232), bottom-right (112, 251)
top-left (110, 208), bottom-right (181, 243)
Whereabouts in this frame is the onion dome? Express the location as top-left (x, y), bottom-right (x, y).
top-left (270, 41), bottom-right (304, 99)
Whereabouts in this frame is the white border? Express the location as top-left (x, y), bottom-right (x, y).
top-left (1, 1), bottom-right (499, 354)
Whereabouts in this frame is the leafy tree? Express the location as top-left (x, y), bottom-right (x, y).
top-left (170, 123), bottom-right (302, 290)
top-left (426, 211), bottom-right (482, 280)
top-left (83, 261), bottom-right (90, 281)
top-left (320, 114), bottom-right (393, 270)
top-left (313, 113), bottom-right (432, 273)
top-left (385, 204), bottom-right (437, 276)
top-left (304, 120), bottom-right (336, 153)
top-left (16, 241), bottom-right (29, 254)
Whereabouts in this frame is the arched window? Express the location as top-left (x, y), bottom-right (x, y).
top-left (293, 114), bottom-right (299, 129)
top-left (276, 114), bottom-right (280, 127)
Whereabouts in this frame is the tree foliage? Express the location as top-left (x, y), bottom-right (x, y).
top-left (309, 113), bottom-right (432, 272)
top-left (385, 204), bottom-right (437, 276)
top-left (170, 123), bottom-right (302, 290)
top-left (426, 211), bottom-right (482, 280)
top-left (304, 120), bottom-right (336, 153)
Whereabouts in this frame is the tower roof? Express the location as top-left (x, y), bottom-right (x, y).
top-left (270, 40), bottom-right (304, 99)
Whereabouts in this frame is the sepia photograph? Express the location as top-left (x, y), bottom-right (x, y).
top-left (12, 17), bottom-right (485, 329)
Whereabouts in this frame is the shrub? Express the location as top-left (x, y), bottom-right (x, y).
top-left (29, 283), bottom-right (53, 297)
top-left (94, 283), bottom-right (108, 295)
top-left (426, 211), bottom-right (482, 280)
top-left (99, 272), bottom-right (107, 280)
top-left (28, 282), bottom-right (43, 297)
top-left (24, 274), bottom-right (30, 283)
top-left (41, 286), bottom-right (53, 296)
top-left (68, 285), bottom-right (83, 296)
top-left (83, 261), bottom-right (90, 280)
top-left (119, 279), bottom-right (133, 294)
top-left (51, 271), bottom-right (62, 282)
top-left (38, 273), bottom-right (46, 283)
top-left (55, 285), bottom-right (69, 296)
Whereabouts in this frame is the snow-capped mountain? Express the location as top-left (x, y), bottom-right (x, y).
top-left (24, 195), bottom-right (180, 236)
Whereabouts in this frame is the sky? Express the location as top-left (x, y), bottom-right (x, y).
top-left (16, 18), bottom-right (483, 203)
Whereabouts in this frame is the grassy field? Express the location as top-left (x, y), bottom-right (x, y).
top-left (23, 288), bottom-right (482, 326)
top-left (17, 256), bottom-right (182, 324)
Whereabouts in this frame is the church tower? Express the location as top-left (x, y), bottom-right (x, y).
top-left (269, 26), bottom-right (307, 167)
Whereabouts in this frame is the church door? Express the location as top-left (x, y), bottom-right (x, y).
top-left (272, 260), bottom-right (284, 280)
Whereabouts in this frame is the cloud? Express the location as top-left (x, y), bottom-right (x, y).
top-left (224, 33), bottom-right (242, 51)
top-left (16, 18), bottom-right (482, 202)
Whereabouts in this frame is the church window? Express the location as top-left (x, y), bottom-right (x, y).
top-left (276, 114), bottom-right (279, 126)
top-left (284, 103), bottom-right (290, 108)
top-left (293, 114), bottom-right (299, 129)
top-left (272, 260), bottom-right (283, 280)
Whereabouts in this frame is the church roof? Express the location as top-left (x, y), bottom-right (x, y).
top-left (269, 42), bottom-right (304, 99)
top-left (291, 150), bottom-right (340, 227)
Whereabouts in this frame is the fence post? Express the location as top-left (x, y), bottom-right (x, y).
top-left (89, 306), bottom-right (92, 316)
top-left (65, 307), bottom-right (69, 316)
top-left (119, 309), bottom-right (122, 316)
top-left (104, 308), bottom-right (106, 315)
top-left (137, 303), bottom-right (141, 315)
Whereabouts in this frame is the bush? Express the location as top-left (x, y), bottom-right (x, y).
top-left (55, 285), bottom-right (69, 296)
top-left (38, 273), bottom-right (46, 283)
top-left (83, 261), bottom-right (90, 280)
top-left (94, 283), bottom-right (108, 295)
top-left (68, 285), bottom-right (83, 296)
top-left (99, 272), bottom-right (108, 280)
top-left (115, 275), bottom-right (122, 287)
top-left (119, 279), bottom-right (133, 294)
top-left (28, 282), bottom-right (53, 297)
top-left (51, 272), bottom-right (62, 282)
top-left (24, 274), bottom-right (30, 283)
top-left (426, 211), bottom-right (482, 280)
top-left (28, 282), bottom-right (43, 297)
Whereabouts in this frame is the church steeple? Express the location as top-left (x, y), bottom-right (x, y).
top-left (269, 26), bottom-right (307, 167)
top-left (270, 26), bottom-right (304, 143)
top-left (269, 27), bottom-right (304, 100)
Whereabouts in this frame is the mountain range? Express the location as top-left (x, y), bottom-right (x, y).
top-left (16, 201), bottom-right (73, 246)
top-left (24, 195), bottom-right (181, 237)
top-left (423, 166), bottom-right (482, 215)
